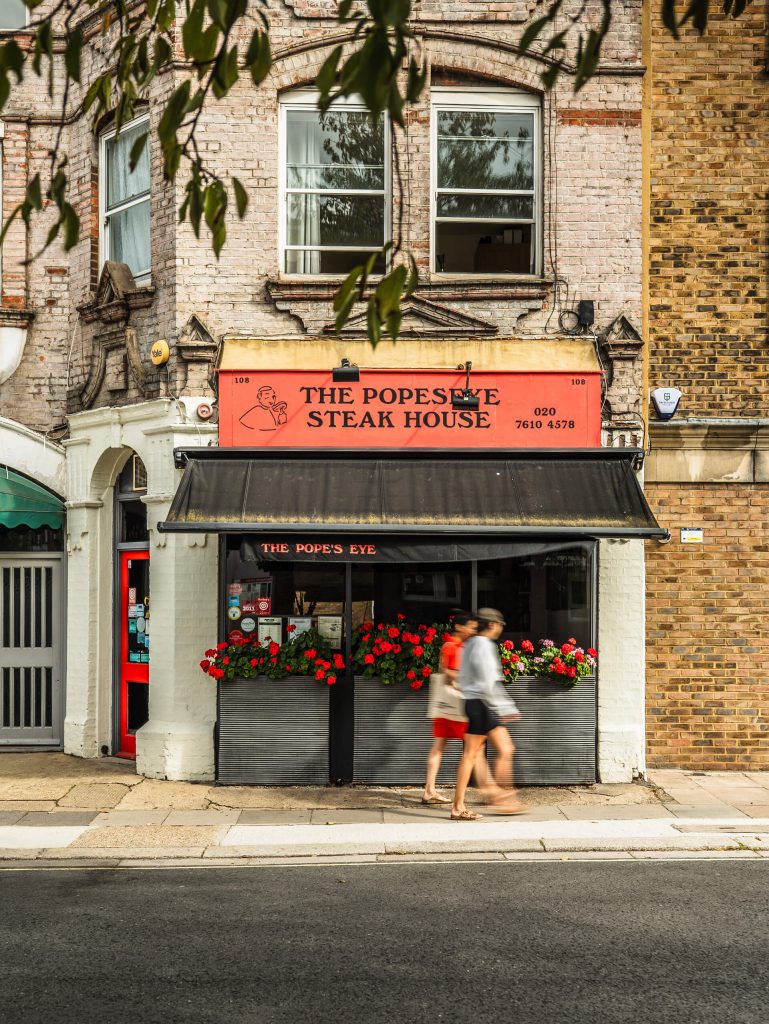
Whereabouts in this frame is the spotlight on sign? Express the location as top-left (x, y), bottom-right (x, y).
top-left (451, 359), bottom-right (480, 410)
top-left (332, 357), bottom-right (360, 383)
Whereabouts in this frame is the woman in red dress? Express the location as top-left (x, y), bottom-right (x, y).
top-left (421, 611), bottom-right (478, 805)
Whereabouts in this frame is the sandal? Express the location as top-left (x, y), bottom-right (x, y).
top-left (450, 809), bottom-right (483, 821)
top-left (421, 794), bottom-right (451, 805)
top-left (488, 802), bottom-right (527, 816)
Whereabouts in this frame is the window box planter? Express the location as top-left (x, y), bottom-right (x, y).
top-left (353, 676), bottom-right (596, 786)
top-left (216, 676), bottom-right (330, 785)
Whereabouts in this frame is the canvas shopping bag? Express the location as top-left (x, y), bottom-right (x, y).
top-left (426, 672), bottom-right (468, 723)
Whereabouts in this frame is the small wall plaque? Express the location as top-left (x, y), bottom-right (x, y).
top-left (680, 528), bottom-right (703, 544)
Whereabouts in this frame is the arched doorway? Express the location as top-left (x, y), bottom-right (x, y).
top-left (114, 452), bottom-right (150, 757)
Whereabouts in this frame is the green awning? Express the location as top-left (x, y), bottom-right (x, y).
top-left (0, 470), bottom-right (64, 530)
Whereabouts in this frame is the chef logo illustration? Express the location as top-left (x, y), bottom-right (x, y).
top-left (239, 384), bottom-right (288, 432)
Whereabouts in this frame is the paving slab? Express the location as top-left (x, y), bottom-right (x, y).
top-left (503, 850), bottom-right (635, 861)
top-left (702, 790), bottom-right (769, 805)
top-left (164, 810), bottom-right (240, 826)
top-left (236, 809), bottom-right (313, 825)
top-left (382, 808), bottom-right (460, 824)
top-left (0, 825), bottom-right (88, 849)
top-left (70, 825), bottom-right (228, 849)
top-left (0, 800), bottom-right (57, 811)
top-left (116, 779), bottom-right (212, 810)
top-left (19, 811), bottom-right (98, 826)
top-left (310, 809), bottom-right (385, 825)
top-left (674, 824), bottom-right (769, 834)
top-left (94, 810), bottom-right (170, 826)
top-left (0, 752), bottom-right (140, 783)
top-left (58, 783), bottom-right (132, 809)
top-left (666, 805), bottom-right (749, 819)
top-left (208, 786), bottom-right (406, 810)
top-left (0, 812), bottom-right (24, 825)
top-left (376, 851), bottom-right (507, 862)
top-left (558, 804), bottom-right (675, 821)
top-left (0, 780), bottom-right (78, 801)
top-left (732, 804), bottom-right (769, 817)
top-left (385, 838), bottom-right (545, 854)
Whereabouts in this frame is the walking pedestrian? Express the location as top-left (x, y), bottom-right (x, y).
top-left (451, 607), bottom-right (525, 820)
top-left (422, 611), bottom-right (478, 805)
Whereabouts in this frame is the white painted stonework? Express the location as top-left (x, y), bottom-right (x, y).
top-left (63, 399), bottom-right (218, 781)
top-left (0, 415), bottom-right (65, 495)
top-left (597, 538), bottom-right (647, 783)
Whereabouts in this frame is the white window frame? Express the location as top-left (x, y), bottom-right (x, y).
top-left (0, 0), bottom-right (29, 32)
top-left (278, 89), bottom-right (391, 278)
top-left (430, 88), bottom-right (542, 279)
top-left (99, 113), bottom-right (151, 282)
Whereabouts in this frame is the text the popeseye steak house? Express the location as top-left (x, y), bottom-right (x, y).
top-left (218, 370), bottom-right (602, 448)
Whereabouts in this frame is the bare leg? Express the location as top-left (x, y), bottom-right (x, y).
top-left (486, 726), bottom-right (525, 810)
top-left (423, 737), bottom-right (448, 800)
top-left (452, 734), bottom-right (487, 816)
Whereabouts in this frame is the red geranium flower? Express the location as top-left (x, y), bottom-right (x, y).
top-left (510, 653), bottom-right (520, 663)
top-left (387, 627), bottom-right (400, 639)
top-left (222, 656), bottom-right (229, 665)
top-left (391, 644), bottom-right (401, 653)
top-left (521, 640), bottom-right (534, 653)
top-left (364, 653), bottom-right (375, 665)
top-left (268, 641), bottom-right (280, 656)
top-left (199, 660), bottom-right (210, 673)
top-left (217, 641), bottom-right (227, 651)
top-left (286, 624), bottom-right (296, 633)
top-left (406, 670), bottom-right (416, 680)
top-left (587, 648), bottom-right (598, 658)
top-left (379, 641), bottom-right (392, 653)
top-left (250, 658), bottom-right (258, 667)
top-left (303, 649), bottom-right (317, 659)
top-left (421, 665), bottom-right (432, 677)
top-left (205, 649), bottom-right (216, 658)
top-left (575, 652), bottom-right (585, 663)
top-left (361, 634), bottom-right (370, 642)
top-left (211, 667), bottom-right (224, 680)
top-left (315, 669), bottom-right (325, 680)
top-left (441, 632), bottom-right (452, 642)
top-left (410, 679), bottom-right (423, 690)
top-left (333, 654), bottom-right (345, 669)
top-left (502, 640), bottom-right (515, 651)
top-left (568, 637), bottom-right (577, 645)
top-left (567, 666), bottom-right (577, 678)
top-left (397, 613), bottom-right (405, 621)
top-left (413, 645), bottom-right (424, 657)
top-left (561, 643), bottom-right (574, 655)
top-left (326, 675), bottom-right (336, 685)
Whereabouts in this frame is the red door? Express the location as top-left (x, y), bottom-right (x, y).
top-left (117, 550), bottom-right (150, 757)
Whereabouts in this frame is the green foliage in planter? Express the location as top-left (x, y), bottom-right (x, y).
top-left (200, 628), bottom-right (344, 685)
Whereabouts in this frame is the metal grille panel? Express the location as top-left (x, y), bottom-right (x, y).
top-left (353, 677), bottom-right (596, 785)
top-left (217, 676), bottom-right (330, 785)
top-left (0, 556), bottom-right (62, 746)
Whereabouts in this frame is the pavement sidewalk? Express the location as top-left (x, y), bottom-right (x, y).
top-left (1, 754), bottom-right (769, 866)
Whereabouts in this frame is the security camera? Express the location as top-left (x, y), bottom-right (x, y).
top-left (651, 387), bottom-right (682, 421)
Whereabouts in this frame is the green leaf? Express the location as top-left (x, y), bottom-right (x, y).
top-left (182, 0), bottom-right (219, 65)
top-left (232, 176), bottom-right (248, 218)
top-left (63, 26), bottom-right (83, 83)
top-left (367, 297), bottom-right (382, 348)
top-left (316, 45), bottom-right (342, 103)
top-left (245, 30), bottom-right (271, 86)
top-left (61, 202), bottom-right (80, 251)
top-left (212, 45), bottom-right (239, 98)
top-left (333, 265), bottom-right (362, 313)
top-left (338, 0), bottom-right (354, 18)
top-left (375, 264), bottom-right (406, 319)
top-left (517, 14), bottom-right (553, 56)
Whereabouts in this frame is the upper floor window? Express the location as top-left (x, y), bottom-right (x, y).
top-left (431, 90), bottom-right (540, 276)
top-left (0, 0), bottom-right (28, 31)
top-left (100, 115), bottom-right (151, 280)
top-left (280, 92), bottom-right (389, 275)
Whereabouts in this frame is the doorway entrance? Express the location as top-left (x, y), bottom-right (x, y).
top-left (114, 453), bottom-right (149, 758)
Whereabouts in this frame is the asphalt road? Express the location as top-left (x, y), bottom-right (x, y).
top-left (1, 861), bottom-right (768, 1023)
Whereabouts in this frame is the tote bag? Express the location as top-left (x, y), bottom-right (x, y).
top-left (426, 672), bottom-right (468, 723)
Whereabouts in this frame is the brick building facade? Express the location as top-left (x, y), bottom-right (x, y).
top-left (1, 1), bottom-right (658, 780)
top-left (645, 3), bottom-right (769, 767)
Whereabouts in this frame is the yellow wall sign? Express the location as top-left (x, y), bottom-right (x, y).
top-left (150, 339), bottom-right (170, 366)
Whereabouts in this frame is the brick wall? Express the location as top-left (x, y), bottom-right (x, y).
top-left (648, 3), bottom-right (769, 417)
top-left (645, 484), bottom-right (769, 768)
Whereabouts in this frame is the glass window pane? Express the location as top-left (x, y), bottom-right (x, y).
top-left (285, 250), bottom-right (385, 275)
top-left (108, 199), bottom-right (151, 275)
top-left (287, 193), bottom-right (384, 248)
top-left (0, 0), bottom-right (27, 30)
top-left (436, 194), bottom-right (533, 220)
top-left (435, 221), bottom-right (533, 274)
top-left (476, 546), bottom-right (593, 648)
top-left (106, 121), bottom-right (150, 209)
top-left (286, 109), bottom-right (384, 190)
top-left (437, 110), bottom-right (534, 190)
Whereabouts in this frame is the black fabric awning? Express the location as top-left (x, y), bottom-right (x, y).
top-left (158, 448), bottom-right (668, 541)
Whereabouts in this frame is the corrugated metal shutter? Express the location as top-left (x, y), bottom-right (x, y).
top-left (353, 677), bottom-right (596, 786)
top-left (507, 677), bottom-right (596, 785)
top-left (353, 681), bottom-right (462, 785)
top-left (217, 677), bottom-right (330, 784)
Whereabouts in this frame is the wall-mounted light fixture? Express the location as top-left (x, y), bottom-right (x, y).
top-left (332, 357), bottom-right (360, 383)
top-left (451, 360), bottom-right (480, 410)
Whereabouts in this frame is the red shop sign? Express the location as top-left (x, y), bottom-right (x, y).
top-left (218, 369), bottom-right (602, 449)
